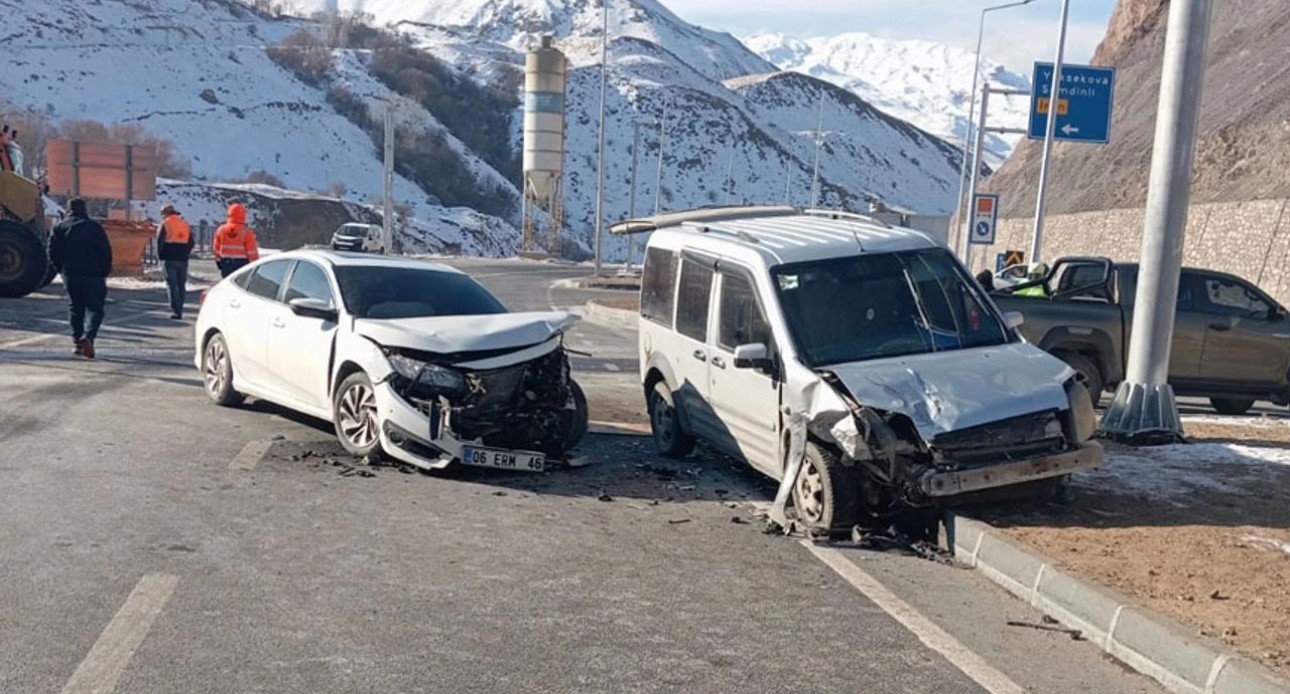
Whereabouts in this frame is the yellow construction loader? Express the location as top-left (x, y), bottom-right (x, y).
top-left (0, 167), bottom-right (52, 298)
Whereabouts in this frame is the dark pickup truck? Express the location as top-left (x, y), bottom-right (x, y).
top-left (991, 257), bottom-right (1290, 415)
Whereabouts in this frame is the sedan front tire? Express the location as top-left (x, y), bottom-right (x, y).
top-left (334, 371), bottom-right (382, 457)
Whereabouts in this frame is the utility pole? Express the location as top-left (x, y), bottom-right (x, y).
top-left (654, 95), bottom-right (667, 216)
top-left (592, 0), bottom-right (609, 275)
top-left (952, 0), bottom-right (1037, 254)
top-left (809, 91), bottom-right (825, 208)
top-left (1100, 0), bottom-right (1214, 443)
top-left (723, 143), bottom-right (736, 205)
top-left (962, 86), bottom-right (990, 269)
top-left (626, 118), bottom-right (640, 268)
top-left (1029, 0), bottom-right (1072, 263)
top-left (382, 104), bottom-right (395, 255)
top-left (783, 156), bottom-right (793, 205)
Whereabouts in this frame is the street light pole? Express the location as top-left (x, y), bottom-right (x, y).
top-left (592, 0), bottom-right (609, 275)
top-left (626, 118), bottom-right (640, 268)
top-left (654, 95), bottom-right (667, 216)
top-left (952, 0), bottom-right (1037, 256)
top-left (809, 90), bottom-right (825, 208)
top-left (1100, 0), bottom-right (1215, 443)
top-left (1029, 0), bottom-right (1072, 263)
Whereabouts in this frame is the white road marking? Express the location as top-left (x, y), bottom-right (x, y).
top-left (229, 439), bottom-right (274, 471)
top-left (0, 307), bottom-right (164, 350)
top-left (61, 574), bottom-right (180, 694)
top-left (603, 363), bottom-right (621, 372)
top-left (803, 542), bottom-right (1026, 694)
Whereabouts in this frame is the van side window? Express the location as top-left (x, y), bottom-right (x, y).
top-left (675, 259), bottom-right (714, 341)
top-left (718, 273), bottom-right (771, 351)
top-left (641, 247), bottom-right (678, 326)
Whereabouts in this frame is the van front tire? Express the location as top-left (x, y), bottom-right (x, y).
top-left (792, 442), bottom-right (861, 533)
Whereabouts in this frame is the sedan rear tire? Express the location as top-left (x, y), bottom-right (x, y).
top-left (203, 333), bottom-right (244, 407)
top-left (334, 371), bottom-right (383, 457)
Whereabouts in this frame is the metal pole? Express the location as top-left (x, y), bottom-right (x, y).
top-left (1100, 0), bottom-right (1214, 443)
top-left (1028, 0), bottom-right (1072, 263)
top-left (592, 0), bottom-right (609, 275)
top-left (723, 143), bottom-right (736, 205)
top-left (953, 10), bottom-right (988, 256)
top-left (383, 105), bottom-right (394, 255)
top-left (962, 86), bottom-right (990, 270)
top-left (783, 156), bottom-right (793, 205)
top-left (809, 91), bottom-right (825, 208)
top-left (626, 119), bottom-right (640, 268)
top-left (654, 95), bottom-right (667, 216)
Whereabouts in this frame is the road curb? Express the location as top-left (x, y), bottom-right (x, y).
top-left (946, 514), bottom-right (1290, 694)
top-left (579, 300), bottom-right (638, 332)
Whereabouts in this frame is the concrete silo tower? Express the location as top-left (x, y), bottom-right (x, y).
top-left (521, 36), bottom-right (568, 256)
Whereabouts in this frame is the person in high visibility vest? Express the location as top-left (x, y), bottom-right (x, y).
top-left (156, 204), bottom-right (195, 319)
top-left (213, 202), bottom-right (260, 278)
top-left (1015, 263), bottom-right (1050, 298)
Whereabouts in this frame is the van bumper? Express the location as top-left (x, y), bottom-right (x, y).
top-left (918, 441), bottom-right (1103, 497)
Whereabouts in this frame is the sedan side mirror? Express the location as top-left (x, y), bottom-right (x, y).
top-left (1004, 311), bottom-right (1025, 330)
top-left (733, 343), bottom-right (774, 372)
top-left (289, 297), bottom-right (338, 322)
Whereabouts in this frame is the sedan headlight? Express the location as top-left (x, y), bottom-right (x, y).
top-left (387, 353), bottom-right (467, 394)
top-left (1064, 378), bottom-right (1097, 442)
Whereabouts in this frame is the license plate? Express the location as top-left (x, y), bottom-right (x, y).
top-left (461, 446), bottom-right (545, 472)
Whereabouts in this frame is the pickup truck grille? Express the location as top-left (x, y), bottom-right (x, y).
top-left (932, 410), bottom-right (1066, 468)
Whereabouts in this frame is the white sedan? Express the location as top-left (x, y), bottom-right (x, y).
top-left (194, 250), bottom-right (588, 472)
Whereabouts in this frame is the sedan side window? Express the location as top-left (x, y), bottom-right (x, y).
top-left (1204, 276), bottom-right (1271, 320)
top-left (245, 260), bottom-right (291, 302)
top-left (284, 262), bottom-right (334, 306)
top-left (718, 273), bottom-right (771, 351)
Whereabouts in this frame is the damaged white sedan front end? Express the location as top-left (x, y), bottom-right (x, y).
top-left (347, 312), bottom-right (588, 473)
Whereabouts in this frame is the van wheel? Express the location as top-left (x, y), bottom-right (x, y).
top-left (1060, 353), bottom-right (1104, 403)
top-left (648, 381), bottom-right (695, 458)
top-left (564, 379), bottom-right (589, 451)
top-left (791, 443), bottom-right (861, 533)
top-left (1211, 397), bottom-right (1255, 416)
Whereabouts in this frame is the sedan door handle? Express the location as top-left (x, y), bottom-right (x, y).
top-left (229, 300), bottom-right (241, 309)
top-left (1209, 323), bottom-right (1231, 332)
top-left (272, 317), bottom-right (286, 328)
top-left (692, 349), bottom-right (707, 362)
top-left (711, 356), bottom-right (727, 369)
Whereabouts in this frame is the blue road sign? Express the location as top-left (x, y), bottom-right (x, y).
top-left (1028, 62), bottom-right (1116, 144)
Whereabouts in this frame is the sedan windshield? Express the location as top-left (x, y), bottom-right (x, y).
top-left (773, 248), bottom-right (1008, 367)
top-left (334, 266), bottom-right (507, 319)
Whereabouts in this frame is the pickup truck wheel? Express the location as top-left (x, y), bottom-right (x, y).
top-left (648, 382), bottom-right (695, 458)
top-left (791, 443), bottom-right (860, 533)
top-left (1060, 353), bottom-right (1104, 402)
top-left (1211, 397), bottom-right (1255, 416)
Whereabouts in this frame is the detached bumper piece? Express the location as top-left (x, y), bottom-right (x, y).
top-left (918, 441), bottom-right (1103, 497)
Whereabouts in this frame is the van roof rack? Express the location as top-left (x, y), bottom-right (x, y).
top-left (609, 205), bottom-right (799, 235)
top-left (801, 208), bottom-right (891, 229)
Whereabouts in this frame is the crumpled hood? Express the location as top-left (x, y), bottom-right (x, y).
top-left (826, 343), bottom-right (1075, 441)
top-left (354, 311), bottom-right (579, 356)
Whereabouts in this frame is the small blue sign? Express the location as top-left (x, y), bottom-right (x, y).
top-left (970, 193), bottom-right (998, 246)
top-left (1028, 62), bottom-right (1116, 144)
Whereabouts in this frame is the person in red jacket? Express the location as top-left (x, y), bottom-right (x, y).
top-left (213, 202), bottom-right (260, 278)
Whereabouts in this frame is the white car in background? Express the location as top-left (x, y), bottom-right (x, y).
top-left (194, 251), bottom-right (588, 472)
top-left (330, 223), bottom-right (386, 254)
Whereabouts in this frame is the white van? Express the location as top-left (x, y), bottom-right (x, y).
top-left (614, 207), bottom-right (1102, 532)
top-left (330, 223), bottom-right (386, 255)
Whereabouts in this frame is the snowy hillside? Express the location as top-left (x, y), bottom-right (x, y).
top-left (744, 32), bottom-right (1031, 165)
top-left (2, 0), bottom-right (969, 260)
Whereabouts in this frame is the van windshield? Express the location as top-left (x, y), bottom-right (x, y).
top-left (772, 248), bottom-right (1009, 367)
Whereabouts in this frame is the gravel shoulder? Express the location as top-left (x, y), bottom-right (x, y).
top-left (974, 417), bottom-right (1290, 677)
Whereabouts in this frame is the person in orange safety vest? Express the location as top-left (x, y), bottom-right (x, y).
top-left (213, 202), bottom-right (260, 278)
top-left (156, 204), bottom-right (194, 319)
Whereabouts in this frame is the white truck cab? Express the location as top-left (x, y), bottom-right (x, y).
top-left (613, 207), bottom-right (1102, 533)
top-left (330, 223), bottom-right (386, 255)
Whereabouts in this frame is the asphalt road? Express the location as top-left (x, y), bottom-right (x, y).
top-left (0, 258), bottom-right (1160, 693)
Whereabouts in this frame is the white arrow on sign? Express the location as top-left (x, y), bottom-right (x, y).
top-left (1061, 123), bottom-right (1080, 135)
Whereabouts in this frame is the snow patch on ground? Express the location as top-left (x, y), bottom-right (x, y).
top-left (1240, 535), bottom-right (1290, 556)
top-left (1077, 442), bottom-right (1290, 504)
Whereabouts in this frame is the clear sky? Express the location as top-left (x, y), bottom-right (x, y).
top-left (665, 0), bottom-right (1119, 70)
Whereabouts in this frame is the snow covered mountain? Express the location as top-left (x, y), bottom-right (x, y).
top-left (744, 32), bottom-right (1032, 165)
top-left (2, 0), bottom-right (969, 259)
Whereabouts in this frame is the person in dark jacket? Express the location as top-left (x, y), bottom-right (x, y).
top-left (49, 198), bottom-right (112, 358)
top-left (156, 204), bottom-right (194, 319)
